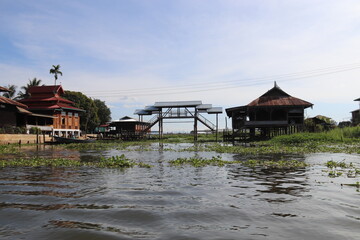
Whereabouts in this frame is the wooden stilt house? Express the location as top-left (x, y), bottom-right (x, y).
top-left (225, 82), bottom-right (313, 141)
top-left (108, 116), bottom-right (151, 140)
top-left (352, 98), bottom-right (360, 125)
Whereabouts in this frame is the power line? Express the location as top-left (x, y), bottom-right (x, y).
top-left (78, 63), bottom-right (360, 98)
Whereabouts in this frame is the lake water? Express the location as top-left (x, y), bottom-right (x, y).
top-left (0, 144), bottom-right (360, 240)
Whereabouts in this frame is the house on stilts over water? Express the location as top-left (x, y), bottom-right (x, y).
top-left (225, 82), bottom-right (313, 141)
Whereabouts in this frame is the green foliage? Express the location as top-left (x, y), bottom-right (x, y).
top-left (49, 64), bottom-right (63, 83)
top-left (2, 85), bottom-right (17, 99)
top-left (63, 91), bottom-right (100, 132)
top-left (93, 99), bottom-right (111, 124)
top-left (0, 125), bottom-right (27, 134)
top-left (29, 127), bottom-right (41, 134)
top-left (17, 78), bottom-right (42, 100)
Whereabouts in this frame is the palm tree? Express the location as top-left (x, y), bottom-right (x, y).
top-left (2, 85), bottom-right (17, 99)
top-left (17, 78), bottom-right (42, 100)
top-left (49, 64), bottom-right (63, 85)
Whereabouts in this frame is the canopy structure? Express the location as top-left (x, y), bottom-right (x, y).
top-left (135, 100), bottom-right (223, 141)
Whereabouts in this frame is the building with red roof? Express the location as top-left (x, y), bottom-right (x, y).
top-left (20, 85), bottom-right (84, 137)
top-left (225, 82), bottom-right (313, 140)
top-left (0, 86), bottom-right (30, 128)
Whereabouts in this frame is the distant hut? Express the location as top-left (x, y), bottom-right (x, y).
top-left (352, 98), bottom-right (360, 126)
top-left (225, 82), bottom-right (313, 140)
top-left (109, 116), bottom-right (151, 140)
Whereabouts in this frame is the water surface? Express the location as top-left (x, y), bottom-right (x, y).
top-left (0, 144), bottom-right (359, 239)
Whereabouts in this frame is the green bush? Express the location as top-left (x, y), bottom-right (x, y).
top-left (29, 127), bottom-right (41, 134)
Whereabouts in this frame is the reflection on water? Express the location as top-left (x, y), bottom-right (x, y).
top-left (0, 145), bottom-right (360, 239)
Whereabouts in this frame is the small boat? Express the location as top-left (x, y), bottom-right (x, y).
top-left (53, 136), bottom-right (96, 144)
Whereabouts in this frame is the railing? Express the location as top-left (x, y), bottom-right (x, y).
top-left (197, 114), bottom-right (215, 131)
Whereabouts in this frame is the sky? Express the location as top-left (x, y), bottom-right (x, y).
top-left (1, 0), bottom-right (360, 132)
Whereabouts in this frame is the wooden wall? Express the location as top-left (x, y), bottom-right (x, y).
top-left (53, 111), bottom-right (80, 130)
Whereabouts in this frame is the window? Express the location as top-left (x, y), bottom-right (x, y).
top-left (61, 111), bottom-right (66, 116)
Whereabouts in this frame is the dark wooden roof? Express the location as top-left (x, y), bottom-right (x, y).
top-left (247, 82), bottom-right (313, 108)
top-left (0, 86), bottom-right (11, 92)
top-left (0, 96), bottom-right (28, 108)
top-left (225, 82), bottom-right (313, 117)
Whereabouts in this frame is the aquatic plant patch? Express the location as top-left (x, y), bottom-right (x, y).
top-left (0, 144), bottom-right (21, 155)
top-left (169, 156), bottom-right (230, 167)
top-left (324, 160), bottom-right (360, 178)
top-left (242, 159), bottom-right (308, 169)
top-left (0, 154), bottom-right (151, 169)
top-left (169, 156), bottom-right (308, 169)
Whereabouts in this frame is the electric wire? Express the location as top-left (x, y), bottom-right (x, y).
top-left (77, 63), bottom-right (360, 98)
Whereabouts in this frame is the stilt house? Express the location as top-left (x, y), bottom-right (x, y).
top-left (352, 98), bottom-right (360, 125)
top-left (108, 116), bottom-right (151, 140)
top-left (225, 82), bottom-right (313, 140)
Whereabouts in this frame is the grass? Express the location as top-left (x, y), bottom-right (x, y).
top-left (0, 154), bottom-right (152, 169)
top-left (270, 127), bottom-right (360, 144)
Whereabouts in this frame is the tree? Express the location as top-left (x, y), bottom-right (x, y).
top-left (2, 85), bottom-right (17, 99)
top-left (49, 64), bottom-right (63, 85)
top-left (63, 91), bottom-right (100, 132)
top-left (17, 78), bottom-right (42, 100)
top-left (93, 99), bottom-right (111, 124)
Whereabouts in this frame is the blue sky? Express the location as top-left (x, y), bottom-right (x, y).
top-left (1, 0), bottom-right (360, 132)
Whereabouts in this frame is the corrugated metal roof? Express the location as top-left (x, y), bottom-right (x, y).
top-left (154, 100), bottom-right (202, 108)
top-left (0, 96), bottom-right (28, 108)
top-left (196, 104), bottom-right (212, 110)
top-left (207, 107), bottom-right (223, 114)
top-left (144, 106), bottom-right (159, 111)
top-left (0, 86), bottom-right (11, 92)
top-left (134, 109), bottom-right (152, 115)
